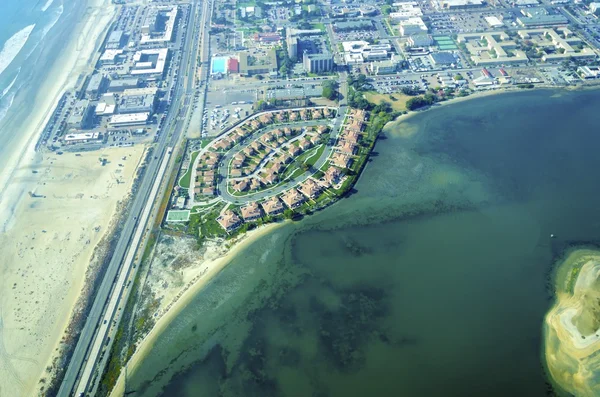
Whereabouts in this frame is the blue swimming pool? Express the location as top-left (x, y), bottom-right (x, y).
top-left (211, 57), bottom-right (227, 74)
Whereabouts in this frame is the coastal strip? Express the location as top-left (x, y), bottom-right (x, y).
top-left (110, 222), bottom-right (285, 396)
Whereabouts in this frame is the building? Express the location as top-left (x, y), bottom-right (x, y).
top-left (590, 2), bottom-right (600, 13)
top-left (333, 20), bottom-right (374, 32)
top-left (241, 202), bottom-right (263, 221)
top-left (99, 49), bottom-right (124, 65)
top-left (299, 179), bottom-right (322, 199)
top-left (369, 58), bottom-right (401, 75)
top-left (217, 210), bottom-right (242, 232)
top-left (398, 17), bottom-right (428, 36)
top-left (253, 32), bottom-right (282, 44)
top-left (287, 36), bottom-right (299, 58)
top-left (281, 189), bottom-right (305, 209)
top-left (108, 112), bottom-right (150, 127)
top-left (131, 48), bottom-right (169, 78)
top-left (67, 100), bottom-right (93, 130)
top-left (303, 52), bottom-right (334, 73)
top-left (457, 32), bottom-right (528, 65)
top-left (86, 74), bottom-right (107, 99)
top-left (141, 6), bottom-right (178, 44)
top-left (238, 49), bottom-right (278, 76)
top-left (429, 51), bottom-right (456, 67)
top-left (63, 132), bottom-right (101, 144)
top-left (118, 93), bottom-right (156, 114)
top-left (106, 30), bottom-right (125, 49)
top-left (407, 34), bottom-right (433, 47)
top-left (389, 3), bottom-right (423, 20)
top-left (439, 0), bottom-right (484, 8)
top-left (518, 28), bottom-right (597, 61)
top-left (578, 66), bottom-right (600, 79)
top-left (107, 78), bottom-right (140, 92)
top-left (261, 197), bottom-right (285, 216)
top-left (517, 8), bottom-right (568, 27)
top-left (485, 16), bottom-right (504, 28)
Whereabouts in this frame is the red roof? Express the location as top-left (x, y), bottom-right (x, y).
top-left (228, 58), bottom-right (239, 73)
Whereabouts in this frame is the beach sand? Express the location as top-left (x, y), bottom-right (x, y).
top-left (0, 146), bottom-right (146, 396)
top-left (544, 250), bottom-right (600, 397)
top-left (110, 223), bottom-right (285, 397)
top-left (0, 0), bottom-right (124, 394)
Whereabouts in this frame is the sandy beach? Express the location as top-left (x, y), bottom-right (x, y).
top-left (0, 0), bottom-right (126, 395)
top-left (110, 222), bottom-right (285, 397)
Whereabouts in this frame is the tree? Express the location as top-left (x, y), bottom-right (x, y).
top-left (322, 86), bottom-right (336, 100)
top-left (284, 209), bottom-right (294, 219)
top-left (381, 5), bottom-right (392, 15)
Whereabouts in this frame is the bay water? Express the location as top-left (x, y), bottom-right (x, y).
top-left (127, 89), bottom-right (600, 396)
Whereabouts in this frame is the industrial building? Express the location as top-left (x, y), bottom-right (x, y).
top-left (67, 100), bottom-right (93, 130)
top-left (303, 52), bottom-right (334, 73)
top-left (130, 48), bottom-right (169, 78)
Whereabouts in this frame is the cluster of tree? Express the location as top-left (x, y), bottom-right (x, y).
top-left (277, 45), bottom-right (296, 76)
top-left (405, 93), bottom-right (436, 111)
top-left (322, 80), bottom-right (338, 100)
top-left (347, 74), bottom-right (369, 91)
top-left (347, 88), bottom-right (370, 109)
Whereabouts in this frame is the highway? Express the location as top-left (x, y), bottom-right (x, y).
top-left (57, 0), bottom-right (208, 395)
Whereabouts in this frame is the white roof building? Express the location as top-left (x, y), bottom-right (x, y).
top-left (131, 48), bottom-right (169, 77)
top-left (485, 16), bottom-right (504, 28)
top-left (108, 112), bottom-right (150, 126)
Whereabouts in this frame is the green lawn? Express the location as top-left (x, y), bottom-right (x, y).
top-left (178, 151), bottom-right (200, 189)
top-left (305, 144), bottom-right (325, 168)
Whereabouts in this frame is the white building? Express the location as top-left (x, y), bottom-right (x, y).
top-left (108, 112), bottom-right (150, 127)
top-left (131, 48), bottom-right (169, 78)
top-left (590, 2), bottom-right (600, 12)
top-left (141, 6), bottom-right (178, 44)
top-left (64, 132), bottom-right (101, 143)
top-left (485, 16), bottom-right (504, 28)
top-left (398, 17), bottom-right (428, 36)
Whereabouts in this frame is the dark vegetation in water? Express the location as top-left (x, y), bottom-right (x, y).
top-left (313, 286), bottom-right (390, 371)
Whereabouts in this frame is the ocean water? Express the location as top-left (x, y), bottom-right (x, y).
top-left (0, 0), bottom-right (92, 175)
top-left (126, 89), bottom-right (600, 396)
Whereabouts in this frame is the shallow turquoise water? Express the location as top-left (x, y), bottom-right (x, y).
top-left (127, 89), bottom-right (600, 396)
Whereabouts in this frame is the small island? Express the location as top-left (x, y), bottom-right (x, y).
top-left (545, 249), bottom-right (600, 397)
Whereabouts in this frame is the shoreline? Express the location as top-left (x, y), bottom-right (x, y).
top-left (0, 0), bottom-right (115, 233)
top-left (0, 0), bottom-right (119, 394)
top-left (110, 222), bottom-right (286, 396)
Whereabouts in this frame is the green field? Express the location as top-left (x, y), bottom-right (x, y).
top-left (178, 151), bottom-right (200, 189)
top-left (166, 210), bottom-right (191, 222)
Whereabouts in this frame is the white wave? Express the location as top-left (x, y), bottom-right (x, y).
top-left (24, 4), bottom-right (63, 60)
top-left (39, 4), bottom-right (63, 41)
top-left (1, 68), bottom-right (20, 98)
top-left (0, 25), bottom-right (36, 78)
top-left (0, 91), bottom-right (16, 125)
top-left (41, 0), bottom-right (55, 12)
